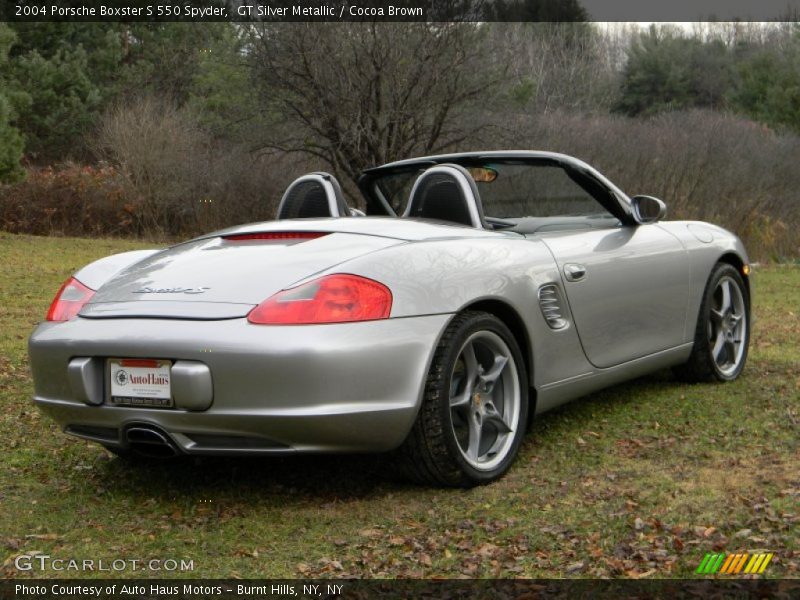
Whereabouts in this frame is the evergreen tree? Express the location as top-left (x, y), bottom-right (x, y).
top-left (1, 23), bottom-right (233, 162)
top-left (731, 29), bottom-right (800, 133)
top-left (0, 24), bottom-right (24, 182)
top-left (616, 26), bottom-right (735, 116)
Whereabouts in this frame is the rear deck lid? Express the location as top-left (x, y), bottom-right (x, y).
top-left (80, 231), bottom-right (401, 319)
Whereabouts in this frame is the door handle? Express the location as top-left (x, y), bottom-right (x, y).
top-left (564, 263), bottom-right (587, 282)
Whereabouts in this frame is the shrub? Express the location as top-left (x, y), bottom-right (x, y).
top-left (0, 163), bottom-right (132, 237)
top-left (2, 102), bottom-right (798, 263)
top-left (0, 96), bottom-right (320, 240)
top-left (92, 97), bottom-right (313, 238)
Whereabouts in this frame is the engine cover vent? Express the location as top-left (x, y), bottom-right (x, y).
top-left (538, 284), bottom-right (568, 330)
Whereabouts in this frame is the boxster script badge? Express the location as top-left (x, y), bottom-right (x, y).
top-left (133, 286), bottom-right (210, 294)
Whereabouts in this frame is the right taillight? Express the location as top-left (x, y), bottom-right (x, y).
top-left (46, 277), bottom-right (95, 322)
top-left (247, 274), bottom-right (392, 325)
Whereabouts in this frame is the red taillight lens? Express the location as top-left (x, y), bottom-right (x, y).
top-left (247, 274), bottom-right (392, 325)
top-left (46, 277), bottom-right (95, 322)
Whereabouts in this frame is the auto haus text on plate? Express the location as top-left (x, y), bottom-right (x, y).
top-left (16, 584), bottom-right (225, 597)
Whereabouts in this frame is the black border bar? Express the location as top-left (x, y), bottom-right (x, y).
top-left (3, 579), bottom-right (800, 600)
top-left (2, 0), bottom-right (800, 22)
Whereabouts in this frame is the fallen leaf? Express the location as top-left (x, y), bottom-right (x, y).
top-left (476, 543), bottom-right (499, 557)
top-left (629, 568), bottom-right (657, 578)
top-left (24, 534), bottom-right (59, 540)
top-left (566, 561), bottom-right (585, 573)
top-left (358, 528), bottom-right (382, 538)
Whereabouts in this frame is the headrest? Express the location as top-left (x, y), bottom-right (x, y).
top-left (276, 172), bottom-right (350, 219)
top-left (403, 164), bottom-right (485, 228)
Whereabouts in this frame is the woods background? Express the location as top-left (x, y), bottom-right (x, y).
top-left (0, 20), bottom-right (798, 261)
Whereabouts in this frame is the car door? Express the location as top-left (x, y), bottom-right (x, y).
top-left (540, 223), bottom-right (690, 368)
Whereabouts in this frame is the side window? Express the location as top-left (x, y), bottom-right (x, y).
top-left (367, 162), bottom-right (620, 225)
top-left (478, 165), bottom-right (611, 219)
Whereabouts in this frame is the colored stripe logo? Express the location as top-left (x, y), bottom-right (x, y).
top-left (696, 552), bottom-right (773, 574)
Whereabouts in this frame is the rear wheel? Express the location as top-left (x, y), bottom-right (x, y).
top-left (396, 311), bottom-right (529, 487)
top-left (673, 262), bottom-right (750, 382)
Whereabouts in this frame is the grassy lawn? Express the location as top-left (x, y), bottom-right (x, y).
top-left (1, 232), bottom-right (797, 579)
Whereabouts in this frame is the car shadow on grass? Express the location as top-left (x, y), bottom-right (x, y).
top-left (93, 450), bottom-right (399, 504)
top-left (87, 369), bottom-right (707, 504)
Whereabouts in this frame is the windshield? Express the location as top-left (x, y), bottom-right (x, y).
top-left (372, 161), bottom-right (611, 219)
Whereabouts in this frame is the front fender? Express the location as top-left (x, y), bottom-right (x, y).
top-left (657, 221), bottom-right (750, 342)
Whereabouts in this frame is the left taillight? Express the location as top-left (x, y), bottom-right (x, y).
top-left (46, 277), bottom-right (95, 322)
top-left (247, 274), bottom-right (392, 325)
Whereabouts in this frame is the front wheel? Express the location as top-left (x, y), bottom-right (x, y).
top-left (396, 311), bottom-right (529, 487)
top-left (673, 262), bottom-right (750, 382)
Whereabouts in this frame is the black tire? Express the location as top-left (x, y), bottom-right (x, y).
top-left (395, 311), bottom-right (529, 487)
top-left (673, 262), bottom-right (750, 383)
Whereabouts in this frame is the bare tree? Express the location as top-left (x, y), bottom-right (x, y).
top-left (94, 96), bottom-right (302, 236)
top-left (487, 23), bottom-right (623, 115)
top-left (246, 23), bottom-right (502, 188)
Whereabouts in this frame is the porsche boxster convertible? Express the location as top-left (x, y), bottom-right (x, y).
top-left (28, 151), bottom-right (751, 486)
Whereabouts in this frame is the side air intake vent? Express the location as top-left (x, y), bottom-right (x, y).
top-left (538, 284), bottom-right (568, 330)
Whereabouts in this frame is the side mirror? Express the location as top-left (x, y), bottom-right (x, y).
top-left (632, 195), bottom-right (667, 224)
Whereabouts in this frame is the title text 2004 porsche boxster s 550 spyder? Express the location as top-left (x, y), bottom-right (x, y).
top-left (29, 151), bottom-right (751, 486)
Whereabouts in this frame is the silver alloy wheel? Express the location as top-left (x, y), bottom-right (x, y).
top-left (449, 330), bottom-right (521, 471)
top-left (708, 275), bottom-right (747, 376)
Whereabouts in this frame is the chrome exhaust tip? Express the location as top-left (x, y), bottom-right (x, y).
top-left (124, 425), bottom-right (179, 458)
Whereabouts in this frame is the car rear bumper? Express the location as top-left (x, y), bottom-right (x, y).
top-left (28, 315), bottom-right (450, 454)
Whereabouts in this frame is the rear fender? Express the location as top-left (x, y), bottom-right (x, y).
top-left (326, 237), bottom-right (597, 393)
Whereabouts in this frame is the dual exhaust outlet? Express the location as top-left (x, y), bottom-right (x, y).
top-left (124, 425), bottom-right (179, 458)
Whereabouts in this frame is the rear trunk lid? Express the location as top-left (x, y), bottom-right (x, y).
top-left (80, 231), bottom-right (402, 319)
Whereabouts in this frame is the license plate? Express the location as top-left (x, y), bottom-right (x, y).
top-left (108, 359), bottom-right (173, 408)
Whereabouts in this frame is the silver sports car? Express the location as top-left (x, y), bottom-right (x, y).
top-left (28, 151), bottom-right (751, 486)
